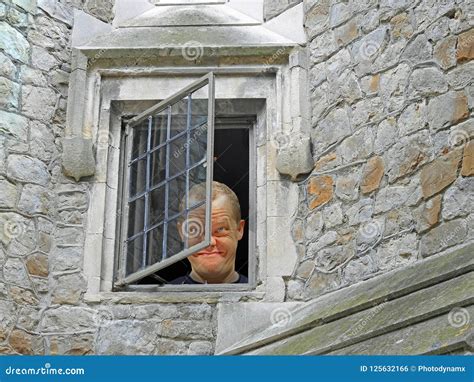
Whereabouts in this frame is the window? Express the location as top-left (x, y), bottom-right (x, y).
top-left (78, 65), bottom-right (286, 296)
top-left (138, 116), bottom-right (254, 286)
top-left (115, 73), bottom-right (215, 286)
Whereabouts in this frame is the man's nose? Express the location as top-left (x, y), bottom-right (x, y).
top-left (209, 235), bottom-right (217, 247)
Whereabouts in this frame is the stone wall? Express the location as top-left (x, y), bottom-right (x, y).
top-left (287, 0), bottom-right (473, 300)
top-left (0, 0), bottom-right (217, 355)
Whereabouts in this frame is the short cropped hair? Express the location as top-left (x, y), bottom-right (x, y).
top-left (180, 181), bottom-right (241, 222)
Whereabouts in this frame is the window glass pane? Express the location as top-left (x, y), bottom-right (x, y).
top-left (170, 98), bottom-right (189, 138)
top-left (126, 235), bottom-right (144, 275)
top-left (168, 173), bottom-right (187, 219)
top-left (188, 163), bottom-right (207, 208)
top-left (150, 145), bottom-right (167, 188)
top-left (146, 224), bottom-right (165, 265)
top-left (166, 217), bottom-right (185, 255)
top-left (127, 196), bottom-right (145, 238)
top-left (131, 122), bottom-right (148, 160)
top-left (129, 159), bottom-right (146, 198)
top-left (189, 96), bottom-right (208, 170)
top-left (190, 97), bottom-right (208, 129)
top-left (189, 123), bottom-right (207, 167)
top-left (150, 114), bottom-right (167, 150)
top-left (149, 185), bottom-right (166, 227)
top-left (192, 114), bottom-right (208, 130)
top-left (169, 134), bottom-right (187, 178)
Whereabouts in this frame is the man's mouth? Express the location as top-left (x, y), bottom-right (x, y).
top-left (195, 251), bottom-right (223, 256)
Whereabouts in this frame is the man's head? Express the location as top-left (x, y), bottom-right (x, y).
top-left (178, 181), bottom-right (245, 283)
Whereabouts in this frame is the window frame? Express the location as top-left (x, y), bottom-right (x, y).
top-left (118, 112), bottom-right (260, 290)
top-left (79, 69), bottom-right (281, 298)
top-left (114, 72), bottom-right (216, 287)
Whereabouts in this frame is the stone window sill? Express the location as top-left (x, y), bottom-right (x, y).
top-left (84, 287), bottom-right (265, 304)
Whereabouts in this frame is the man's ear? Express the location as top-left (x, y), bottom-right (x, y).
top-left (237, 219), bottom-right (245, 240)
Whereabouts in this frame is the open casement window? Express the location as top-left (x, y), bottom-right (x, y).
top-left (115, 73), bottom-right (215, 287)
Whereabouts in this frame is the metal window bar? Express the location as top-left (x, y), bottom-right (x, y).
top-left (129, 119), bottom-right (207, 166)
top-left (185, 94), bottom-right (192, 250)
top-left (125, 200), bottom-right (206, 244)
top-left (128, 158), bottom-right (206, 203)
top-left (162, 105), bottom-right (171, 261)
top-left (142, 116), bottom-right (152, 268)
top-left (115, 73), bottom-right (215, 287)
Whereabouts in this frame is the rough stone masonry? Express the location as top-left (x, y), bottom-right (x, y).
top-left (288, 0), bottom-right (473, 301)
top-left (0, 0), bottom-right (473, 355)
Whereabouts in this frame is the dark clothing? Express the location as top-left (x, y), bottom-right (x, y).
top-left (169, 273), bottom-right (248, 285)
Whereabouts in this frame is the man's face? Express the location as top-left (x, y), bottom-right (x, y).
top-left (180, 195), bottom-right (245, 283)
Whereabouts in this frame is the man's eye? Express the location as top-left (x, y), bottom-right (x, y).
top-left (215, 227), bottom-right (227, 233)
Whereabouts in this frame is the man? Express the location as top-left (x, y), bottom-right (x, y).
top-left (169, 181), bottom-right (248, 284)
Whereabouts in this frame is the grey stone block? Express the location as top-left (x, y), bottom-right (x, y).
top-left (7, 155), bottom-right (50, 186)
top-left (12, 0), bottom-right (37, 13)
top-left (408, 67), bottom-right (448, 98)
top-left (441, 177), bottom-right (474, 221)
top-left (0, 77), bottom-right (20, 110)
top-left (3, 258), bottom-right (30, 288)
top-left (0, 21), bottom-right (30, 63)
top-left (38, 0), bottom-right (73, 25)
top-left (18, 184), bottom-right (51, 215)
top-left (21, 85), bottom-right (58, 122)
top-left (420, 219), bottom-right (468, 257)
top-left (61, 137), bottom-right (96, 181)
top-left (275, 134), bottom-right (313, 179)
top-left (0, 110), bottom-right (28, 140)
top-left (0, 52), bottom-right (17, 80)
top-left (0, 178), bottom-right (18, 208)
